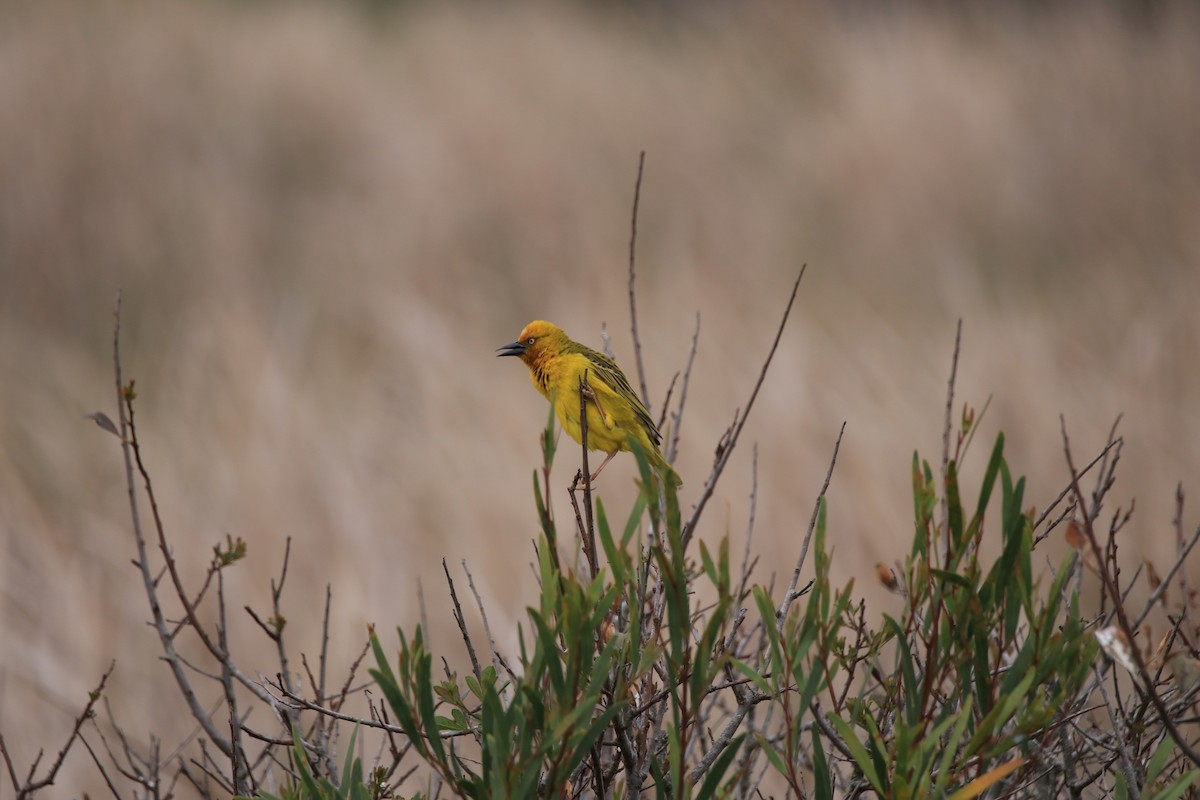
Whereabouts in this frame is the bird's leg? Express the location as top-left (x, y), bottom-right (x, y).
top-left (580, 381), bottom-right (615, 430)
top-left (589, 451), bottom-right (618, 483)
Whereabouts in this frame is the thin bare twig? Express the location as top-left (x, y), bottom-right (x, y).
top-left (442, 559), bottom-right (482, 683)
top-left (778, 422), bottom-right (846, 629)
top-left (463, 559), bottom-right (503, 676)
top-left (319, 583), bottom-right (333, 704)
top-left (1173, 484), bottom-right (1192, 623)
top-left (216, 572), bottom-right (248, 793)
top-left (687, 691), bottom-right (769, 786)
top-left (668, 312), bottom-right (700, 465)
top-left (268, 682), bottom-right (473, 741)
top-left (735, 445), bottom-right (759, 606)
top-left (655, 372), bottom-right (680, 435)
top-left (1060, 416), bottom-right (1200, 769)
top-left (627, 151), bottom-right (650, 409)
top-left (78, 732), bottom-right (123, 800)
top-left (681, 267), bottom-right (806, 550)
top-left (568, 371), bottom-right (599, 578)
top-left (1091, 664), bottom-right (1141, 799)
top-left (1033, 439), bottom-right (1122, 548)
top-left (0, 663), bottom-right (114, 799)
top-left (109, 292), bottom-right (235, 755)
top-left (1134, 523), bottom-right (1200, 629)
top-left (273, 539), bottom-right (295, 695)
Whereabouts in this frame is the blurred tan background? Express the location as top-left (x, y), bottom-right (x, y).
top-left (1, 0), bottom-right (1198, 794)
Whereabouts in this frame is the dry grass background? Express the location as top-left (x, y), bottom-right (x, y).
top-left (1, 0), bottom-right (1198, 794)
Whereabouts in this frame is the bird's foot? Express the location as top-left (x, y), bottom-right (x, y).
top-left (581, 383), bottom-right (615, 430)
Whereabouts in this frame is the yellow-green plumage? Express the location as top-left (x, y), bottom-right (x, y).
top-left (499, 320), bottom-right (680, 486)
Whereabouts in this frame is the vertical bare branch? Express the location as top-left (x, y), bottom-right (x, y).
top-left (667, 312), bottom-right (700, 465)
top-left (655, 372), bottom-right (680, 435)
top-left (319, 582), bottom-right (332, 703)
top-left (274, 539), bottom-right (296, 696)
top-left (570, 371), bottom-right (598, 578)
top-left (735, 444), bottom-right (759, 606)
top-left (110, 292), bottom-right (234, 755)
top-left (216, 572), bottom-right (248, 793)
top-left (778, 422), bottom-right (845, 630)
top-left (442, 559), bottom-right (482, 684)
top-left (627, 151), bottom-right (650, 409)
top-left (681, 267), bottom-right (806, 551)
top-left (463, 559), bottom-right (503, 676)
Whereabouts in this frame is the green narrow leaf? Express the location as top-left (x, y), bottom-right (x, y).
top-left (542, 392), bottom-right (558, 465)
top-left (1113, 770), bottom-right (1129, 800)
top-left (623, 491), bottom-right (649, 547)
top-left (728, 658), bottom-right (772, 696)
top-left (757, 733), bottom-right (790, 779)
top-left (719, 535), bottom-right (731, 595)
top-left (529, 611), bottom-right (565, 694)
top-left (628, 436), bottom-right (656, 502)
top-left (909, 706), bottom-right (964, 788)
top-left (811, 727), bottom-right (833, 800)
top-left (973, 433), bottom-right (1004, 523)
top-left (339, 724), bottom-right (361, 797)
top-left (964, 671), bottom-right (1035, 757)
top-left (862, 714), bottom-right (890, 795)
top-left (998, 638), bottom-right (1035, 699)
top-left (369, 634), bottom-right (426, 758)
top-left (697, 733), bottom-right (746, 800)
top-left (291, 726), bottom-right (324, 798)
top-left (533, 471), bottom-right (555, 550)
top-left (931, 568), bottom-right (974, 589)
top-left (1151, 770), bottom-right (1200, 800)
top-left (972, 627), bottom-right (991, 714)
top-left (885, 615), bottom-right (920, 726)
top-left (596, 499), bottom-right (628, 584)
top-left (912, 451), bottom-right (930, 553)
top-left (700, 540), bottom-right (719, 590)
top-left (946, 459), bottom-right (964, 550)
top-left (753, 587), bottom-right (785, 687)
top-left (560, 703), bottom-right (626, 782)
top-left (415, 651), bottom-right (448, 764)
top-left (1144, 735), bottom-right (1178, 786)
top-left (1038, 555), bottom-right (1074, 644)
top-left (830, 714), bottom-right (886, 794)
top-left (932, 695), bottom-right (974, 796)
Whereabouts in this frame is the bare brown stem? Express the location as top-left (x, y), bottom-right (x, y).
top-left (1061, 415), bottom-right (1200, 769)
top-left (681, 267), bottom-right (806, 551)
top-left (778, 422), bottom-right (845, 630)
top-left (0, 663), bottom-right (114, 799)
top-left (668, 312), bottom-right (700, 465)
top-left (442, 559), bottom-right (482, 684)
top-left (627, 150), bottom-right (650, 409)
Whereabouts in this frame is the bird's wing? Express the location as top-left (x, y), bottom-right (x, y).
top-left (572, 343), bottom-right (663, 447)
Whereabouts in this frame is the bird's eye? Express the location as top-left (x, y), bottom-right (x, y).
top-left (526, 337), bottom-right (536, 345)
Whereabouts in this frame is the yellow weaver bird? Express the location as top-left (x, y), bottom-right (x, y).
top-left (498, 320), bottom-right (681, 487)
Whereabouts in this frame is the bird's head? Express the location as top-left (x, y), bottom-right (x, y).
top-left (496, 320), bottom-right (565, 364)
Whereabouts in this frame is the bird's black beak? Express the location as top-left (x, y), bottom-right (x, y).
top-left (496, 341), bottom-right (526, 358)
